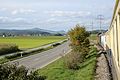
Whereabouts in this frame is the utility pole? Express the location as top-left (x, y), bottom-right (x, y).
top-left (91, 21), bottom-right (94, 31)
top-left (97, 15), bottom-right (104, 33)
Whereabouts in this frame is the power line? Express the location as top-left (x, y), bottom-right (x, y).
top-left (87, 21), bottom-right (94, 31)
top-left (97, 15), bottom-right (104, 33)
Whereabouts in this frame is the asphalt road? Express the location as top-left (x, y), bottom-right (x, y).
top-left (10, 41), bottom-right (70, 72)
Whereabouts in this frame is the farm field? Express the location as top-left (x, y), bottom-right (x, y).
top-left (89, 34), bottom-right (97, 41)
top-left (89, 34), bottom-right (97, 44)
top-left (0, 36), bottom-right (66, 49)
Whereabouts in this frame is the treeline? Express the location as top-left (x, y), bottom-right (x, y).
top-left (0, 32), bottom-right (51, 37)
top-left (89, 30), bottom-right (107, 34)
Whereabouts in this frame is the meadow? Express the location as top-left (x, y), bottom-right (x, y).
top-left (89, 34), bottom-right (97, 41)
top-left (89, 34), bottom-right (97, 44)
top-left (0, 36), bottom-right (66, 49)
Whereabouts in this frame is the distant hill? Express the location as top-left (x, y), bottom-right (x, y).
top-left (0, 28), bottom-right (66, 36)
top-left (28, 28), bottom-right (66, 34)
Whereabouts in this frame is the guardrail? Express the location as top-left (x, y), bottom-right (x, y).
top-left (0, 39), bottom-right (68, 59)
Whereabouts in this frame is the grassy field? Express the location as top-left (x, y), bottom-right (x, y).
top-left (89, 34), bottom-right (97, 44)
top-left (0, 36), bottom-right (66, 49)
top-left (37, 47), bottom-right (97, 80)
top-left (89, 34), bottom-right (97, 41)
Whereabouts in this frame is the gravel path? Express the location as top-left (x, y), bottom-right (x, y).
top-left (95, 53), bottom-right (111, 80)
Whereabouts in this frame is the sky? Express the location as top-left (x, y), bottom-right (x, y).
top-left (0, 0), bottom-right (115, 31)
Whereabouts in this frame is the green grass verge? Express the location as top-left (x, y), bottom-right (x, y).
top-left (0, 36), bottom-right (66, 49)
top-left (37, 47), bottom-right (97, 80)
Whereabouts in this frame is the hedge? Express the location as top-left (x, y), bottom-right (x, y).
top-left (0, 44), bottom-right (20, 55)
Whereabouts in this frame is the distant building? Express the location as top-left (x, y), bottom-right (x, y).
top-left (2, 35), bottom-right (5, 37)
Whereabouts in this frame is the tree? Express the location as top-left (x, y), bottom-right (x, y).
top-left (65, 24), bottom-right (90, 69)
top-left (54, 33), bottom-right (63, 36)
top-left (0, 64), bottom-right (46, 80)
top-left (68, 24), bottom-right (90, 53)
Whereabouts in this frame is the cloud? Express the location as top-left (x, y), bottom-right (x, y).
top-left (11, 18), bottom-right (27, 22)
top-left (0, 16), bottom-right (29, 24)
top-left (103, 19), bottom-right (111, 24)
top-left (40, 18), bottom-right (81, 25)
top-left (44, 11), bottom-right (91, 18)
top-left (46, 18), bottom-right (56, 22)
top-left (11, 9), bottom-right (36, 15)
top-left (0, 8), bottom-right (36, 15)
top-left (12, 10), bottom-right (18, 15)
top-left (0, 8), bottom-right (7, 11)
top-left (0, 16), bottom-right (9, 22)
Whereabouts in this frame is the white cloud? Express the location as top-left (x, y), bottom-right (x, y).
top-left (11, 9), bottom-right (36, 15)
top-left (20, 9), bottom-right (35, 13)
top-left (0, 16), bottom-right (8, 19)
top-left (44, 18), bottom-right (76, 24)
top-left (44, 11), bottom-right (91, 18)
top-left (0, 16), bottom-right (9, 22)
top-left (0, 16), bottom-right (28, 23)
top-left (0, 8), bottom-right (7, 11)
top-left (0, 8), bottom-right (36, 15)
top-left (11, 10), bottom-right (18, 15)
top-left (104, 19), bottom-right (111, 24)
top-left (11, 18), bottom-right (26, 22)
top-left (46, 18), bottom-right (56, 22)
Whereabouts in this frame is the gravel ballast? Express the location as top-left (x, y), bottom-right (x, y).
top-left (95, 53), bottom-right (111, 80)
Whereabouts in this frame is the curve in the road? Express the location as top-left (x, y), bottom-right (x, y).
top-left (10, 41), bottom-right (70, 72)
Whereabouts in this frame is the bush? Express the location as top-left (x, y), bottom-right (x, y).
top-left (0, 58), bottom-right (9, 64)
top-left (5, 48), bottom-right (45, 59)
top-left (64, 51), bottom-right (86, 70)
top-left (0, 44), bottom-right (20, 55)
top-left (52, 43), bottom-right (61, 47)
top-left (28, 71), bottom-right (46, 80)
top-left (5, 53), bottom-right (21, 59)
top-left (65, 25), bottom-right (90, 70)
top-left (30, 48), bottom-right (44, 53)
top-left (0, 64), bottom-right (46, 80)
top-left (64, 52), bottom-right (80, 70)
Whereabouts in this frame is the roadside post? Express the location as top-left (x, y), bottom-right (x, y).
top-left (20, 52), bottom-right (23, 57)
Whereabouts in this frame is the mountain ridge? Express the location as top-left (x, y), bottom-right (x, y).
top-left (0, 28), bottom-right (66, 36)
